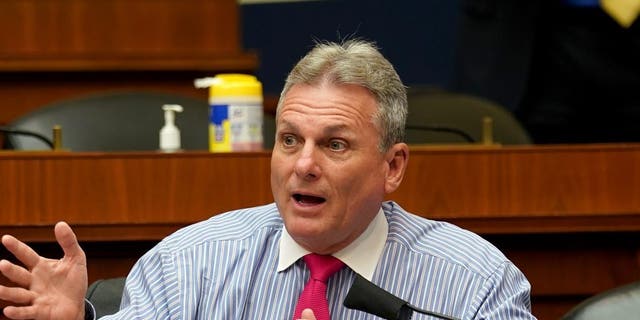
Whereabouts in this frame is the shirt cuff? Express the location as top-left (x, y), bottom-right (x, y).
top-left (84, 299), bottom-right (97, 320)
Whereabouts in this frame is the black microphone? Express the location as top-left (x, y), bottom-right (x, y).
top-left (344, 273), bottom-right (460, 320)
top-left (0, 126), bottom-right (54, 149)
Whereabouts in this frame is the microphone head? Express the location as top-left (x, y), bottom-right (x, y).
top-left (343, 273), bottom-right (411, 320)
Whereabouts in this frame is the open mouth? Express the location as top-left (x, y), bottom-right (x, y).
top-left (292, 193), bottom-right (326, 205)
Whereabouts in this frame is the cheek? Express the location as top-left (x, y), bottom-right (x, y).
top-left (270, 158), bottom-right (287, 193)
top-left (338, 163), bottom-right (386, 198)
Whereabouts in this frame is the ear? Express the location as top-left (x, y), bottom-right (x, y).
top-left (384, 143), bottom-right (409, 194)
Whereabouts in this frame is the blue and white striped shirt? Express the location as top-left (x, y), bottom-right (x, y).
top-left (101, 201), bottom-right (535, 319)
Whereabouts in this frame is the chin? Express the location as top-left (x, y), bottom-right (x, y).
top-left (285, 217), bottom-right (327, 238)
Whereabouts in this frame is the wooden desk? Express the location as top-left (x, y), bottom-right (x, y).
top-left (1, 144), bottom-right (640, 319)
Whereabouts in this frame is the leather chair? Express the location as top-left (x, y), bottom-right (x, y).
top-left (405, 86), bottom-right (531, 145)
top-left (561, 280), bottom-right (640, 320)
top-left (86, 277), bottom-right (126, 318)
top-left (5, 91), bottom-right (210, 151)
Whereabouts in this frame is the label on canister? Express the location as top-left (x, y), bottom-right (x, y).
top-left (207, 74), bottom-right (263, 152)
top-left (210, 103), bottom-right (263, 152)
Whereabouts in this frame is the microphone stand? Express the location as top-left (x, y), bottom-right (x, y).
top-left (344, 273), bottom-right (460, 320)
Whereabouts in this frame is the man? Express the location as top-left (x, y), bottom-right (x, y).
top-left (0, 40), bottom-right (536, 319)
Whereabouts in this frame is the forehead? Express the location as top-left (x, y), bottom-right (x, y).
top-left (277, 82), bottom-right (378, 130)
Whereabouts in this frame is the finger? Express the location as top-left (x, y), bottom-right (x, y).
top-left (0, 260), bottom-right (31, 288)
top-left (0, 284), bottom-right (34, 304)
top-left (1, 235), bottom-right (40, 270)
top-left (3, 304), bottom-right (38, 320)
top-left (54, 222), bottom-right (85, 263)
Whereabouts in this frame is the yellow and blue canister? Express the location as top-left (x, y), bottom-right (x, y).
top-left (198, 74), bottom-right (263, 152)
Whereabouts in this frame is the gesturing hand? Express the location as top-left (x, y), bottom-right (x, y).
top-left (0, 222), bottom-right (88, 320)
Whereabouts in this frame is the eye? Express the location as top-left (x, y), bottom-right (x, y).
top-left (328, 139), bottom-right (347, 151)
top-left (282, 134), bottom-right (298, 147)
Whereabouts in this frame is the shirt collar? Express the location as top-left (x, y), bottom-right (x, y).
top-left (277, 208), bottom-right (388, 281)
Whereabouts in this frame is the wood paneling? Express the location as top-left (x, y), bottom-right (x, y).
top-left (0, 151), bottom-right (272, 228)
top-left (2, 144), bottom-right (640, 319)
top-left (396, 144), bottom-right (640, 220)
top-left (0, 0), bottom-right (258, 125)
top-left (2, 144), bottom-right (639, 232)
top-left (0, 0), bottom-right (253, 70)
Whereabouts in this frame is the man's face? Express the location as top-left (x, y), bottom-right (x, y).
top-left (271, 82), bottom-right (393, 254)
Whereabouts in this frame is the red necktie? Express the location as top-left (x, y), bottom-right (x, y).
top-left (292, 253), bottom-right (345, 320)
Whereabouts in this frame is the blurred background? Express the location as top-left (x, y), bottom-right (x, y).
top-left (241, 0), bottom-right (461, 97)
top-left (3, 0), bottom-right (638, 148)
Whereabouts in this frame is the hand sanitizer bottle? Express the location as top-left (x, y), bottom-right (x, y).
top-left (159, 104), bottom-right (183, 152)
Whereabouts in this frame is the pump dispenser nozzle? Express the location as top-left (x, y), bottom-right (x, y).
top-left (159, 104), bottom-right (183, 152)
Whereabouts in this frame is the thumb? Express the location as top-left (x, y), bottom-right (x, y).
top-left (55, 221), bottom-right (85, 262)
top-left (300, 308), bottom-right (317, 320)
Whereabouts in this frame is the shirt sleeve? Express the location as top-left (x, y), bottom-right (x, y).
top-left (98, 244), bottom-right (181, 319)
top-left (471, 262), bottom-right (537, 319)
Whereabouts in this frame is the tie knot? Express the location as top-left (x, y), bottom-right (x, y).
top-left (303, 253), bottom-right (344, 282)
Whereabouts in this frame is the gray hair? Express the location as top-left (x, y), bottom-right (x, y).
top-left (277, 39), bottom-right (407, 151)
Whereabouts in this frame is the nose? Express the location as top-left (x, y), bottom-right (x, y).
top-left (294, 143), bottom-right (321, 181)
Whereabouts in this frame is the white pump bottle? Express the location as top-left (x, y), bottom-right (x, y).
top-left (159, 104), bottom-right (183, 152)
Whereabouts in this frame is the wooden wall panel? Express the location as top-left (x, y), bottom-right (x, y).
top-left (0, 0), bottom-right (247, 63)
top-left (396, 144), bottom-right (640, 220)
top-left (0, 152), bottom-right (273, 229)
top-left (0, 0), bottom-right (258, 125)
top-left (2, 145), bottom-right (640, 234)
